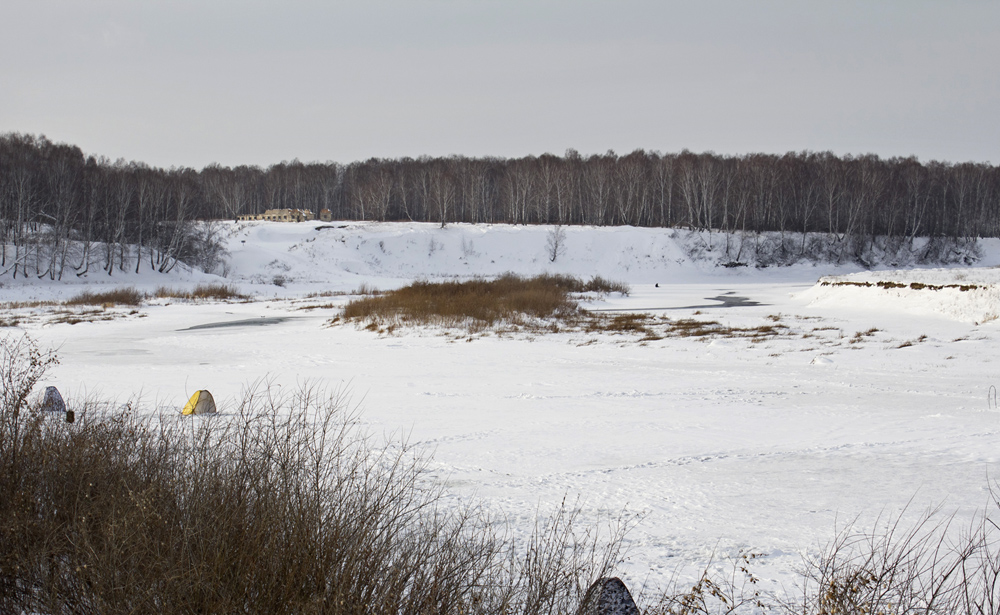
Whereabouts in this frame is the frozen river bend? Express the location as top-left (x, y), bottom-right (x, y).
top-left (5, 221), bottom-right (1000, 597)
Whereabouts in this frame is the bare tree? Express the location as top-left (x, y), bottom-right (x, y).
top-left (545, 224), bottom-right (567, 263)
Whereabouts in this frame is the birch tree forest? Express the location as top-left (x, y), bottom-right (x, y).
top-left (3, 132), bottom-right (999, 278)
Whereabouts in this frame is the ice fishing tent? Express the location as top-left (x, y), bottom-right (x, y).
top-left (182, 390), bottom-right (217, 415)
top-left (41, 386), bottom-right (66, 413)
top-left (578, 577), bottom-right (640, 615)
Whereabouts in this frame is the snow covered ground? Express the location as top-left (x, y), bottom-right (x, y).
top-left (4, 221), bottom-right (1000, 599)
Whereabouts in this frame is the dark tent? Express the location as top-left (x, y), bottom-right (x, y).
top-left (41, 386), bottom-right (66, 414)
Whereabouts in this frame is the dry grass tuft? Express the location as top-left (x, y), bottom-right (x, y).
top-left (154, 283), bottom-right (248, 301)
top-left (0, 300), bottom-right (58, 310)
top-left (336, 274), bottom-right (803, 345)
top-left (64, 287), bottom-right (144, 307)
top-left (601, 314), bottom-right (651, 333)
top-left (47, 309), bottom-right (120, 325)
top-left (295, 303), bottom-right (337, 311)
top-left (354, 281), bottom-right (380, 295)
top-left (5, 285), bottom-right (245, 325)
top-left (340, 274), bottom-right (609, 330)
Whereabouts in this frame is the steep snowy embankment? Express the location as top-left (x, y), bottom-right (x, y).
top-left (225, 221), bottom-right (698, 289)
top-left (801, 267), bottom-right (1000, 324)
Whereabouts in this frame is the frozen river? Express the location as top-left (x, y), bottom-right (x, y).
top-left (7, 221), bottom-right (1000, 599)
top-left (18, 278), bottom-right (1000, 598)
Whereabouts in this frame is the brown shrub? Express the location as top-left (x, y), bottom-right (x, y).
top-left (589, 313), bottom-right (653, 336)
top-left (342, 274), bottom-right (583, 329)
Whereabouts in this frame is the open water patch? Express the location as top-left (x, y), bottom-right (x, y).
top-left (590, 291), bottom-right (766, 312)
top-left (180, 317), bottom-right (294, 331)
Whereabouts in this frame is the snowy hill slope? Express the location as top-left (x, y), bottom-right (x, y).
top-left (801, 267), bottom-right (1000, 324)
top-left (223, 220), bottom-right (1000, 288)
top-left (226, 221), bottom-right (699, 288)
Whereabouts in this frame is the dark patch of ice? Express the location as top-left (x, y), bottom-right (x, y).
top-left (180, 317), bottom-right (292, 331)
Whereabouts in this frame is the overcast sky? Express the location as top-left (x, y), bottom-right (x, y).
top-left (2, 1), bottom-right (998, 168)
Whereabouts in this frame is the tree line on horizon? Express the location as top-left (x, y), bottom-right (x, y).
top-left (1, 132), bottom-right (998, 278)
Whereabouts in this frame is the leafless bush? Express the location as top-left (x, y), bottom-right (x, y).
top-left (642, 503), bottom-right (1000, 615)
top-left (173, 220), bottom-right (232, 275)
top-left (546, 225), bottom-right (567, 263)
top-left (790, 503), bottom-right (1000, 615)
top-left (645, 550), bottom-right (768, 615)
top-left (582, 276), bottom-right (630, 296)
top-left (0, 334), bottom-right (58, 468)
top-left (0, 336), bottom-right (626, 614)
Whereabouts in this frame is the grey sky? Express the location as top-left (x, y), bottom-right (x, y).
top-left (2, 1), bottom-right (998, 168)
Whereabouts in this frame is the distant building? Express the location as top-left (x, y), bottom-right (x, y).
top-left (239, 208), bottom-right (315, 223)
top-left (319, 209), bottom-right (333, 222)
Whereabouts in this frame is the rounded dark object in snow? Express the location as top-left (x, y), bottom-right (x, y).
top-left (577, 577), bottom-right (640, 615)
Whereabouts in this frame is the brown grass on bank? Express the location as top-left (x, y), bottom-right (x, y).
top-left (0, 300), bottom-right (58, 310)
top-left (154, 283), bottom-right (248, 301)
top-left (341, 274), bottom-right (623, 330)
top-left (11, 284), bottom-right (247, 314)
top-left (0, 334), bottom-right (626, 615)
top-left (584, 314), bottom-right (790, 342)
top-left (64, 286), bottom-right (144, 307)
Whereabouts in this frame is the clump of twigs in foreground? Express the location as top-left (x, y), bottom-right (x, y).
top-left (644, 501), bottom-right (1000, 615)
top-left (791, 502), bottom-right (1000, 615)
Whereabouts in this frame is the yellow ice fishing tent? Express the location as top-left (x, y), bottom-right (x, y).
top-left (182, 390), bottom-right (217, 415)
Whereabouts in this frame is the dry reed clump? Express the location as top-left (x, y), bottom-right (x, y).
top-left (336, 274), bottom-right (799, 342)
top-left (3, 286), bottom-right (247, 326)
top-left (47, 309), bottom-right (123, 325)
top-left (64, 286), bottom-right (144, 306)
top-left (340, 274), bottom-right (616, 331)
top-left (154, 283), bottom-right (248, 301)
top-left (0, 334), bottom-right (626, 615)
top-left (585, 314), bottom-right (791, 341)
top-left (0, 300), bottom-right (58, 310)
top-left (305, 290), bottom-right (341, 298)
top-left (24, 284), bottom-right (246, 311)
top-left (295, 303), bottom-right (337, 311)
